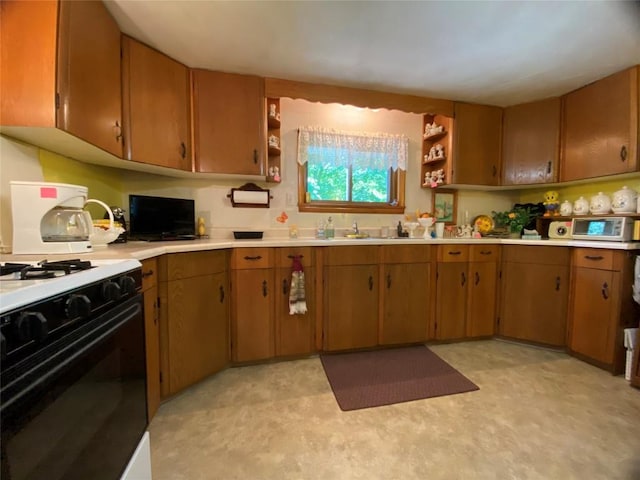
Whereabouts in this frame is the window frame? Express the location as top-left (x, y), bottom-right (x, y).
top-left (297, 163), bottom-right (405, 214)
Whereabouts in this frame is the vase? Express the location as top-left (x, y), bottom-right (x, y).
top-left (509, 232), bottom-right (521, 239)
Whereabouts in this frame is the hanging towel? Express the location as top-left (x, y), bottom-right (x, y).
top-left (289, 255), bottom-right (307, 315)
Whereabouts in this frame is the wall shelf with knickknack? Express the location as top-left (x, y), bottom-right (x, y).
top-left (421, 114), bottom-right (454, 189)
top-left (266, 97), bottom-right (281, 183)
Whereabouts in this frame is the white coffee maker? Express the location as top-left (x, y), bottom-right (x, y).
top-left (11, 181), bottom-right (93, 254)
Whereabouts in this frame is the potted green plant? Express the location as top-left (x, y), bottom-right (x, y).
top-left (491, 207), bottom-right (534, 238)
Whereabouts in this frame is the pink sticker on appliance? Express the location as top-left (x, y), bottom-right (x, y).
top-left (40, 187), bottom-right (57, 198)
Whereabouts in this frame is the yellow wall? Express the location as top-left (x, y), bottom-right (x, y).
top-left (39, 150), bottom-right (124, 218)
top-left (518, 174), bottom-right (640, 206)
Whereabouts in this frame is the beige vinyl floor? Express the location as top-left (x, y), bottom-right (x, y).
top-left (149, 340), bottom-right (640, 480)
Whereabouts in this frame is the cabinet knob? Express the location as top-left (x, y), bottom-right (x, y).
top-left (547, 161), bottom-right (552, 175)
top-left (244, 255), bottom-right (262, 261)
top-left (620, 145), bottom-right (628, 162)
top-left (262, 280), bottom-right (268, 297)
top-left (461, 272), bottom-right (466, 287)
top-left (601, 282), bottom-right (609, 300)
top-left (368, 276), bottom-right (374, 291)
top-left (474, 271), bottom-right (480, 286)
top-left (219, 285), bottom-right (225, 303)
top-left (253, 149), bottom-right (258, 164)
top-left (114, 120), bottom-right (122, 143)
top-left (180, 142), bottom-right (187, 159)
top-left (492, 165), bottom-right (497, 177)
top-left (386, 273), bottom-right (392, 289)
top-left (142, 269), bottom-right (154, 278)
top-left (282, 278), bottom-right (289, 295)
top-left (555, 276), bottom-right (561, 291)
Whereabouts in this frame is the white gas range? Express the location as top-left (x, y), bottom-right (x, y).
top-left (0, 257), bottom-right (151, 480)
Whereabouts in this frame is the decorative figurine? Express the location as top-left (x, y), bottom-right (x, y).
top-left (269, 103), bottom-right (277, 118)
top-left (543, 190), bottom-right (560, 216)
top-left (424, 122), bottom-right (444, 138)
top-left (268, 135), bottom-right (280, 148)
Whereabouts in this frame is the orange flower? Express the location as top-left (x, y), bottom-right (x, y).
top-left (508, 212), bottom-right (516, 219)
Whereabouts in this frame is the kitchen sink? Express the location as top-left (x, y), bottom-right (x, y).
top-left (344, 233), bottom-right (370, 239)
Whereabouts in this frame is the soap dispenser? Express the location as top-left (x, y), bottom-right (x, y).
top-left (326, 216), bottom-right (335, 239)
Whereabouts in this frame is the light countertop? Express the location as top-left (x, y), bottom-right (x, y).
top-left (2, 236), bottom-right (640, 262)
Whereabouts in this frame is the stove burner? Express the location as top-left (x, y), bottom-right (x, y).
top-left (0, 259), bottom-right (94, 280)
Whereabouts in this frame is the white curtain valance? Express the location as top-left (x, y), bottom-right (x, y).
top-left (297, 127), bottom-right (408, 171)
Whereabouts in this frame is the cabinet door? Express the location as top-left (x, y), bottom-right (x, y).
top-left (502, 97), bottom-right (560, 185)
top-left (632, 329), bottom-right (640, 388)
top-left (324, 265), bottom-right (378, 351)
top-left (275, 266), bottom-right (315, 356)
top-left (57, 0), bottom-right (122, 157)
top-left (467, 261), bottom-right (497, 337)
top-left (569, 268), bottom-right (618, 364)
top-left (380, 263), bottom-right (430, 345)
top-left (192, 70), bottom-right (265, 175)
top-left (167, 273), bottom-right (228, 395)
top-left (232, 269), bottom-right (274, 362)
top-left (143, 284), bottom-right (160, 420)
top-left (435, 262), bottom-right (467, 340)
top-left (452, 103), bottom-right (502, 185)
top-left (500, 262), bottom-right (569, 346)
top-left (122, 36), bottom-right (191, 170)
top-left (561, 67), bottom-right (638, 181)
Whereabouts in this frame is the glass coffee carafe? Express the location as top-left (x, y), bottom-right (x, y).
top-left (40, 207), bottom-right (93, 242)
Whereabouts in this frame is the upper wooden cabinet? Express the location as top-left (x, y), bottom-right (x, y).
top-left (0, 0), bottom-right (122, 157)
top-left (502, 97), bottom-right (561, 185)
top-left (122, 35), bottom-right (191, 171)
top-left (451, 103), bottom-right (503, 186)
top-left (561, 66), bottom-right (639, 182)
top-left (192, 70), bottom-right (265, 175)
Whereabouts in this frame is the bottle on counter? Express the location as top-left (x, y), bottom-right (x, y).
top-left (325, 216), bottom-right (335, 239)
top-left (316, 220), bottom-right (325, 239)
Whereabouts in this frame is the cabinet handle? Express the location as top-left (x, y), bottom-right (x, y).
top-left (180, 142), bottom-right (186, 159)
top-left (287, 254), bottom-right (303, 259)
top-left (448, 251), bottom-right (462, 256)
top-left (368, 276), bottom-right (374, 291)
top-left (114, 120), bottom-right (122, 142)
top-left (475, 271), bottom-right (480, 286)
top-left (219, 285), bottom-right (225, 303)
top-left (479, 250), bottom-right (492, 256)
top-left (546, 161), bottom-right (552, 174)
top-left (584, 255), bottom-right (604, 261)
top-left (620, 145), bottom-right (627, 162)
top-left (153, 299), bottom-right (158, 325)
top-left (243, 255), bottom-right (262, 261)
top-left (387, 273), bottom-right (391, 289)
top-left (262, 280), bottom-right (268, 297)
top-left (601, 282), bottom-right (609, 300)
top-left (492, 165), bottom-right (497, 177)
top-left (555, 276), bottom-right (560, 291)
top-left (461, 272), bottom-right (466, 286)
top-left (282, 278), bottom-right (289, 295)
top-left (142, 269), bottom-right (154, 278)
top-left (253, 149), bottom-right (258, 164)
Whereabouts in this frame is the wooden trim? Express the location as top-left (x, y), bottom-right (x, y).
top-left (121, 34), bottom-right (133, 161)
top-left (265, 77), bottom-right (454, 116)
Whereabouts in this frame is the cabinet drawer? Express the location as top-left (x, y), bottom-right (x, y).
top-left (275, 247), bottom-right (313, 268)
top-left (503, 245), bottom-right (570, 265)
top-left (231, 248), bottom-right (273, 269)
top-left (470, 244), bottom-right (500, 262)
top-left (164, 250), bottom-right (228, 279)
top-left (140, 258), bottom-right (158, 291)
top-left (381, 245), bottom-right (431, 264)
top-left (437, 244), bottom-right (469, 262)
top-left (324, 246), bottom-right (379, 265)
top-left (572, 248), bottom-right (615, 270)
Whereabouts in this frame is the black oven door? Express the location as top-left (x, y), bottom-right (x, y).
top-left (1, 294), bottom-right (147, 480)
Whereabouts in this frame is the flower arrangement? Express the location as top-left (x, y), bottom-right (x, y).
top-left (492, 206), bottom-right (535, 234)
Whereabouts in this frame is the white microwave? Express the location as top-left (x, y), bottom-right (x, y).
top-left (571, 216), bottom-right (633, 242)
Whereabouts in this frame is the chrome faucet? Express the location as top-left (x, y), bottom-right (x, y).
top-left (352, 220), bottom-right (359, 234)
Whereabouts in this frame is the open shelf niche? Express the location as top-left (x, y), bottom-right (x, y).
top-left (266, 97), bottom-right (281, 183)
top-left (421, 114), bottom-right (454, 189)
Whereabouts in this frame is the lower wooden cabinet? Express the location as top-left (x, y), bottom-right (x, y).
top-left (632, 328), bottom-right (640, 388)
top-left (274, 247), bottom-right (316, 357)
top-left (230, 248), bottom-right (274, 362)
top-left (158, 250), bottom-right (229, 397)
top-left (323, 246), bottom-right (379, 351)
top-left (467, 245), bottom-right (500, 337)
top-left (499, 246), bottom-right (569, 346)
top-left (379, 245), bottom-right (431, 345)
top-left (141, 258), bottom-right (160, 420)
top-left (568, 248), bottom-right (638, 374)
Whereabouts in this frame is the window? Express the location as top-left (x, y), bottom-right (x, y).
top-left (297, 127), bottom-right (407, 213)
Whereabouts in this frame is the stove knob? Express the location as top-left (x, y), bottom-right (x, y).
top-left (65, 294), bottom-right (91, 319)
top-left (118, 275), bottom-right (137, 296)
top-left (102, 281), bottom-right (121, 302)
top-left (16, 312), bottom-right (48, 343)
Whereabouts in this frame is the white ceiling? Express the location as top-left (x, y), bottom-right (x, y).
top-left (105, 0), bottom-right (640, 107)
